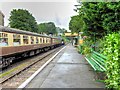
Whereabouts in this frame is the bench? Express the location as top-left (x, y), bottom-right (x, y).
top-left (85, 51), bottom-right (107, 72)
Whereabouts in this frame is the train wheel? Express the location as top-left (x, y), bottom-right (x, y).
top-left (29, 51), bottom-right (35, 56)
top-left (36, 50), bottom-right (40, 54)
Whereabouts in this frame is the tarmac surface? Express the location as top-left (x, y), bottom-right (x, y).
top-left (26, 44), bottom-right (105, 88)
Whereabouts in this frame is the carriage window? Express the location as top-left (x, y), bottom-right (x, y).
top-left (47, 38), bottom-right (49, 43)
top-left (0, 33), bottom-right (8, 46)
top-left (0, 33), bottom-right (8, 38)
top-left (13, 34), bottom-right (20, 46)
top-left (46, 39), bottom-right (47, 43)
top-left (0, 38), bottom-right (8, 46)
top-left (40, 38), bottom-right (42, 43)
top-left (0, 33), bottom-right (1, 38)
top-left (36, 37), bottom-right (39, 44)
top-left (43, 38), bottom-right (44, 43)
top-left (23, 35), bottom-right (28, 45)
top-left (31, 37), bottom-right (34, 44)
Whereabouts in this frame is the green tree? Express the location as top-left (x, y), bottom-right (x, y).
top-left (62, 28), bottom-right (68, 33)
top-left (47, 22), bottom-right (57, 35)
top-left (38, 22), bottom-right (57, 35)
top-left (56, 27), bottom-right (66, 35)
top-left (80, 3), bottom-right (106, 39)
top-left (38, 23), bottom-right (47, 34)
top-left (9, 9), bottom-right (38, 32)
top-left (101, 2), bottom-right (120, 33)
top-left (78, 2), bottom-right (120, 39)
top-left (76, 1), bottom-right (120, 89)
top-left (69, 15), bottom-right (84, 34)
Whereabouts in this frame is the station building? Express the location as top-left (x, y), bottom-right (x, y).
top-left (0, 10), bottom-right (4, 26)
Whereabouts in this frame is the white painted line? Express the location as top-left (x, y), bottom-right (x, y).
top-left (18, 46), bottom-right (66, 89)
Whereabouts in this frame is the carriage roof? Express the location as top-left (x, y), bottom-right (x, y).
top-left (0, 25), bottom-right (58, 38)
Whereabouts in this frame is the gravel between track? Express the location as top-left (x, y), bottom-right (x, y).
top-left (1, 46), bottom-right (63, 88)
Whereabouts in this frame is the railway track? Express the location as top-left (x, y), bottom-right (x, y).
top-left (0, 46), bottom-right (64, 88)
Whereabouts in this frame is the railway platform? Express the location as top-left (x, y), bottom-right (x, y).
top-left (25, 44), bottom-right (105, 88)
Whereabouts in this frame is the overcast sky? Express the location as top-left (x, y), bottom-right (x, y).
top-left (0, 0), bottom-right (78, 30)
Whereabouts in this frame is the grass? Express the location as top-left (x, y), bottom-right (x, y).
top-left (0, 63), bottom-right (27, 78)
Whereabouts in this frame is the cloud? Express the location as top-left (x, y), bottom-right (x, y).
top-left (0, 0), bottom-right (76, 2)
top-left (1, 2), bottom-right (77, 30)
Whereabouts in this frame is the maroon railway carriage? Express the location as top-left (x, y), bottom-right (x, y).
top-left (0, 25), bottom-right (62, 68)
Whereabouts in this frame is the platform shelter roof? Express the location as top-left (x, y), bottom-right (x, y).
top-left (64, 32), bottom-right (78, 37)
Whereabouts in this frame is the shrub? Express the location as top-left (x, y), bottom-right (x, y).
top-left (103, 33), bottom-right (120, 89)
top-left (77, 45), bottom-right (83, 54)
top-left (78, 38), bottom-right (93, 55)
top-left (83, 45), bottom-right (91, 55)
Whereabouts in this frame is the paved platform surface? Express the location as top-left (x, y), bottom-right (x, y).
top-left (26, 44), bottom-right (105, 88)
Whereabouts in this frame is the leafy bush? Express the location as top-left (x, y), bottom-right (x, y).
top-left (96, 38), bottom-right (106, 53)
top-left (78, 38), bottom-right (93, 55)
top-left (77, 45), bottom-right (83, 54)
top-left (103, 33), bottom-right (120, 89)
top-left (83, 45), bottom-right (91, 55)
